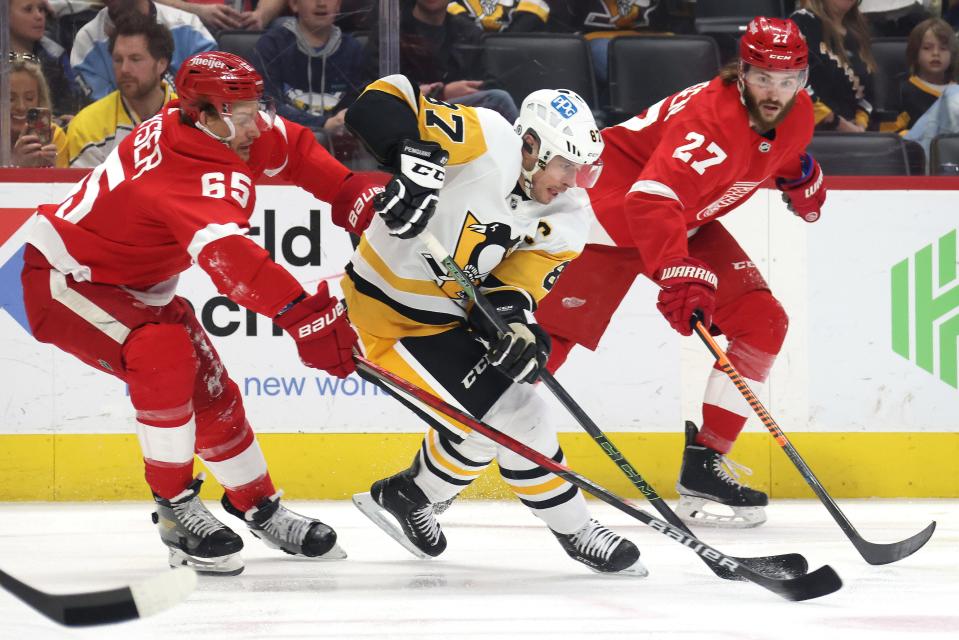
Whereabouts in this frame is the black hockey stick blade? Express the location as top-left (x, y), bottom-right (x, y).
top-left (354, 356), bottom-right (842, 601)
top-left (0, 567), bottom-right (196, 627)
top-left (852, 520), bottom-right (936, 565)
top-left (734, 553), bottom-right (809, 580)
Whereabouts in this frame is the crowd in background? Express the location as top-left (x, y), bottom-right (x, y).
top-left (6, 0), bottom-right (959, 170)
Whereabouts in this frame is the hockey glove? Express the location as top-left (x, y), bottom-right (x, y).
top-left (374, 139), bottom-right (449, 239)
top-left (776, 153), bottom-right (825, 223)
top-left (274, 282), bottom-right (358, 378)
top-left (330, 171), bottom-right (390, 236)
top-left (654, 257), bottom-right (718, 336)
top-left (469, 291), bottom-right (551, 384)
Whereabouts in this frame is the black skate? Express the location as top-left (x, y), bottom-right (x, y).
top-left (676, 421), bottom-right (768, 528)
top-left (352, 465), bottom-right (447, 559)
top-left (551, 519), bottom-right (647, 576)
top-left (221, 491), bottom-right (346, 559)
top-left (152, 474), bottom-right (244, 576)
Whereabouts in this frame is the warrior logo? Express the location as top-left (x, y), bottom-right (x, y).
top-left (423, 212), bottom-right (521, 300)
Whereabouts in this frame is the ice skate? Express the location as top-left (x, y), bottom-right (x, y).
top-left (152, 474), bottom-right (245, 576)
top-left (551, 519), bottom-right (647, 576)
top-left (222, 491), bottom-right (346, 559)
top-left (352, 464), bottom-right (447, 559)
top-left (676, 421), bottom-right (768, 528)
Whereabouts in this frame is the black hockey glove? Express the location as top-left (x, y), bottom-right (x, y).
top-left (469, 291), bottom-right (551, 384)
top-left (374, 139), bottom-right (449, 239)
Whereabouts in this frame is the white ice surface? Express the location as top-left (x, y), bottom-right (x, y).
top-left (0, 499), bottom-right (956, 639)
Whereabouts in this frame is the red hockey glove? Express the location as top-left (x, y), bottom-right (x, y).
top-left (330, 171), bottom-right (390, 236)
top-left (654, 257), bottom-right (718, 336)
top-left (273, 282), bottom-right (357, 377)
top-left (776, 153), bottom-right (825, 223)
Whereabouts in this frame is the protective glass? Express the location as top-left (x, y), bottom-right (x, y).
top-left (546, 155), bottom-right (604, 189)
top-left (742, 66), bottom-right (808, 95)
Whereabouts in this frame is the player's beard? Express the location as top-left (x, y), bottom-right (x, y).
top-left (744, 90), bottom-right (796, 134)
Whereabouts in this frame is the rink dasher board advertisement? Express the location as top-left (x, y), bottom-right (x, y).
top-left (1, 173), bottom-right (958, 437)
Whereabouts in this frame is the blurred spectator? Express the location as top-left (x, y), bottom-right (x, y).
top-left (791, 1), bottom-right (876, 132)
top-left (155, 0), bottom-right (288, 32)
top-left (9, 57), bottom-right (69, 168)
top-left (888, 18), bottom-right (958, 134)
top-left (365, 0), bottom-right (518, 121)
top-left (254, 0), bottom-right (370, 131)
top-left (860, 1), bottom-right (931, 37)
top-left (947, 1), bottom-right (959, 30)
top-left (71, 0), bottom-right (215, 100)
top-left (9, 0), bottom-right (86, 117)
top-left (549, 1), bottom-right (672, 91)
top-left (447, 0), bottom-right (549, 32)
top-left (66, 13), bottom-right (176, 167)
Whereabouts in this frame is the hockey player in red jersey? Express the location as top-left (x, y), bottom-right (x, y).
top-left (536, 17), bottom-right (827, 528)
top-left (19, 51), bottom-right (387, 574)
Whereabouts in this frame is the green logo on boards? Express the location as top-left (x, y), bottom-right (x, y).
top-left (891, 229), bottom-right (959, 388)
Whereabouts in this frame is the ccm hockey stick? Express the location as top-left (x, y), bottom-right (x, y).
top-left (0, 566), bottom-right (196, 627)
top-left (692, 319), bottom-right (936, 565)
top-left (353, 354), bottom-right (842, 601)
top-left (416, 230), bottom-right (808, 581)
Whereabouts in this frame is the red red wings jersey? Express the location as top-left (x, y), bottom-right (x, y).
top-left (589, 77), bottom-right (814, 276)
top-left (27, 102), bottom-right (349, 299)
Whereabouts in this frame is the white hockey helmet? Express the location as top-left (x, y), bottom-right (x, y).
top-left (514, 88), bottom-right (604, 197)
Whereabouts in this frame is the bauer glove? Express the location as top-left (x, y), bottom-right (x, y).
top-left (274, 282), bottom-right (358, 378)
top-left (374, 139), bottom-right (449, 239)
top-left (330, 171), bottom-right (390, 236)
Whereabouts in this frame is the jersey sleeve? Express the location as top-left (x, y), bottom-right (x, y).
top-left (345, 74), bottom-right (488, 170)
top-left (262, 116), bottom-right (352, 204)
top-left (624, 116), bottom-right (738, 276)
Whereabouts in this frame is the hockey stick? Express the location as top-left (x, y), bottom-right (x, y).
top-left (353, 354), bottom-right (842, 601)
top-left (0, 566), bottom-right (196, 627)
top-left (416, 229), bottom-right (808, 581)
top-left (692, 319), bottom-right (936, 565)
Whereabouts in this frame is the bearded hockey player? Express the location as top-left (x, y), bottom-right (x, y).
top-left (536, 17), bottom-right (827, 528)
top-left (20, 51), bottom-right (386, 575)
top-left (344, 76), bottom-right (646, 576)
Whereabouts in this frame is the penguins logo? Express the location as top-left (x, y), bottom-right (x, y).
top-left (423, 212), bottom-right (521, 299)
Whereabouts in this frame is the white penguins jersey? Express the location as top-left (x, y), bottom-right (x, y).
top-left (342, 75), bottom-right (593, 340)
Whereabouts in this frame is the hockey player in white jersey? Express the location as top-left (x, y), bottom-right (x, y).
top-left (344, 75), bottom-right (646, 576)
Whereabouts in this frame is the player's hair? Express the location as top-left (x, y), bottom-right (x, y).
top-left (10, 58), bottom-right (52, 110)
top-left (798, 0), bottom-right (876, 73)
top-left (719, 60), bottom-right (740, 85)
top-left (906, 17), bottom-right (958, 80)
top-left (108, 10), bottom-right (175, 71)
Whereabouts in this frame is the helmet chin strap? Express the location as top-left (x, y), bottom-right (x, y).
top-left (519, 141), bottom-right (549, 198)
top-left (196, 115), bottom-right (237, 143)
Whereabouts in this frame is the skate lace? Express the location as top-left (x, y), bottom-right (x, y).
top-left (570, 519), bottom-right (621, 561)
top-left (712, 455), bottom-right (753, 487)
top-left (173, 497), bottom-right (225, 538)
top-left (410, 505), bottom-right (442, 545)
top-left (263, 506), bottom-right (314, 545)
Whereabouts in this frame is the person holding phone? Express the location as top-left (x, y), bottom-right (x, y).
top-left (9, 56), bottom-right (68, 168)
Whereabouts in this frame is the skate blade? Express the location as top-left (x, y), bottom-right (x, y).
top-left (586, 558), bottom-right (650, 578)
top-left (318, 542), bottom-right (348, 560)
top-left (352, 492), bottom-right (433, 560)
top-left (676, 495), bottom-right (767, 529)
top-left (168, 548), bottom-right (244, 576)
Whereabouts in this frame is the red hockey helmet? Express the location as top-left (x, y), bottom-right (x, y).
top-left (175, 51), bottom-right (264, 122)
top-left (740, 17), bottom-right (809, 71)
